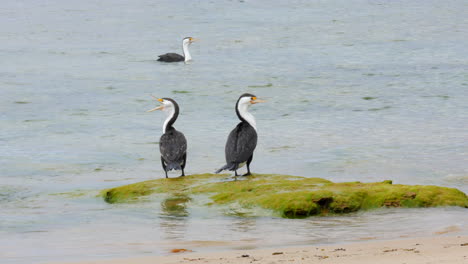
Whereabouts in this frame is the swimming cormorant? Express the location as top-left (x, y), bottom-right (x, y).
top-left (157, 37), bottom-right (197, 62)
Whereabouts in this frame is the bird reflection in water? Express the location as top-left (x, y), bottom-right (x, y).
top-left (159, 195), bottom-right (191, 240)
top-left (161, 195), bottom-right (191, 217)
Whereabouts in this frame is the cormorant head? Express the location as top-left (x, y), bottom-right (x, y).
top-left (182, 37), bottom-right (197, 46)
top-left (235, 93), bottom-right (265, 129)
top-left (147, 97), bottom-right (178, 113)
top-left (147, 97), bottom-right (180, 133)
top-left (237, 93), bottom-right (266, 107)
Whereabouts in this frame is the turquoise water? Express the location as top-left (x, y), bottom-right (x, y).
top-left (1, 0), bottom-right (467, 263)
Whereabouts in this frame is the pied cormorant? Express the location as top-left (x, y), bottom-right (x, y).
top-left (147, 97), bottom-right (187, 178)
top-left (157, 37), bottom-right (197, 62)
top-left (215, 93), bottom-right (265, 178)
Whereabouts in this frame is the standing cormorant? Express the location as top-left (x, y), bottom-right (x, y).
top-left (215, 93), bottom-right (265, 178)
top-left (147, 97), bottom-right (187, 178)
top-left (157, 37), bottom-right (197, 62)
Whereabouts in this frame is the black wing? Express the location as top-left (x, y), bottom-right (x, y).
top-left (159, 128), bottom-right (187, 163)
top-left (225, 122), bottom-right (257, 164)
top-left (157, 53), bottom-right (184, 62)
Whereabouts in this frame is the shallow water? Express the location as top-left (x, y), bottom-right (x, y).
top-left (1, 0), bottom-right (468, 263)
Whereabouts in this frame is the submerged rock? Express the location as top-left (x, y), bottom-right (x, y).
top-left (101, 174), bottom-right (468, 218)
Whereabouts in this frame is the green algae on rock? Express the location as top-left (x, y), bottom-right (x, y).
top-left (102, 173), bottom-right (227, 204)
top-left (101, 174), bottom-right (468, 218)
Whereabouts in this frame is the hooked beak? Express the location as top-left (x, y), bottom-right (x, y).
top-left (250, 98), bottom-right (266, 104)
top-left (147, 96), bottom-right (164, 112)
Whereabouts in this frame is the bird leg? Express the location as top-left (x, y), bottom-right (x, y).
top-left (180, 154), bottom-right (186, 177)
top-left (161, 157), bottom-right (168, 178)
top-left (242, 166), bottom-right (251, 176)
top-left (242, 155), bottom-right (253, 176)
top-left (242, 163), bottom-right (251, 176)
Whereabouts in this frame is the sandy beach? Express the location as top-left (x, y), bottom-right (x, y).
top-left (54, 235), bottom-right (468, 264)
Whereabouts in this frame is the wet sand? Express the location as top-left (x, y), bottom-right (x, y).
top-left (53, 235), bottom-right (468, 264)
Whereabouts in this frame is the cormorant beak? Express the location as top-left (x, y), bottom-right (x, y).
top-left (250, 97), bottom-right (266, 104)
top-left (147, 97), bottom-right (164, 112)
top-left (147, 105), bottom-right (164, 112)
top-left (190, 38), bottom-right (198, 43)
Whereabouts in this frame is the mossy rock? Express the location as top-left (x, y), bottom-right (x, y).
top-left (101, 174), bottom-right (468, 218)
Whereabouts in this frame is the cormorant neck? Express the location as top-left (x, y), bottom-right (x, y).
top-left (163, 105), bottom-right (178, 134)
top-left (236, 102), bottom-right (257, 131)
top-left (182, 42), bottom-right (191, 62)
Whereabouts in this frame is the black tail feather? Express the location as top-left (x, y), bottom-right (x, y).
top-left (215, 163), bottom-right (237, 174)
top-left (166, 162), bottom-right (182, 171)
